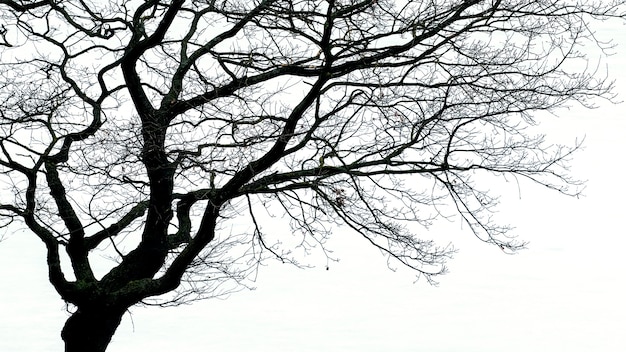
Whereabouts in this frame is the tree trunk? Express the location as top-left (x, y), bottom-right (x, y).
top-left (61, 306), bottom-right (126, 352)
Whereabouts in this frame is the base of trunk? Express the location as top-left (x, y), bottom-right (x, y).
top-left (61, 306), bottom-right (126, 352)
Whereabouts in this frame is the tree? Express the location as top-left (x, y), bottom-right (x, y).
top-left (0, 0), bottom-right (623, 350)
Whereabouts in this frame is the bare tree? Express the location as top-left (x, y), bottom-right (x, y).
top-left (0, 0), bottom-right (623, 350)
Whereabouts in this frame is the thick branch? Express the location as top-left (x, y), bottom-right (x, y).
top-left (85, 201), bottom-right (149, 250)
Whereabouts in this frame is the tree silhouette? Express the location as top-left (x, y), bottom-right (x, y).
top-left (0, 0), bottom-right (623, 351)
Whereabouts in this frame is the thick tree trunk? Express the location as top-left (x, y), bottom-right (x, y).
top-left (61, 306), bottom-right (126, 352)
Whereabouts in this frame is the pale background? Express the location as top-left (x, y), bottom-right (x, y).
top-left (0, 19), bottom-right (625, 352)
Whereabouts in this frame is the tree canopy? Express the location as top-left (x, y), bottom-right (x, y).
top-left (0, 0), bottom-right (623, 351)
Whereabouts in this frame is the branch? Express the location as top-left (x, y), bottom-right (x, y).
top-left (85, 201), bottom-right (149, 250)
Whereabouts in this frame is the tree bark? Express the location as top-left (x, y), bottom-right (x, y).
top-left (61, 306), bottom-right (126, 352)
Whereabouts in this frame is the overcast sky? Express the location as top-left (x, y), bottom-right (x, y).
top-left (1, 14), bottom-right (625, 352)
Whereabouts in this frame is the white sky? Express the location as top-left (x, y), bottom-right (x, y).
top-left (1, 15), bottom-right (625, 352)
